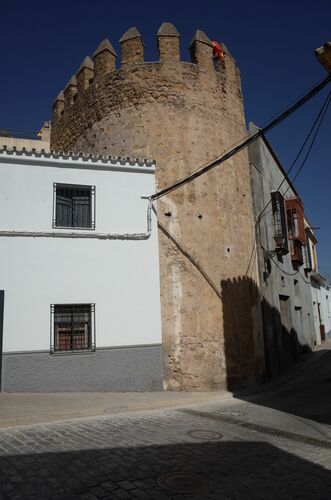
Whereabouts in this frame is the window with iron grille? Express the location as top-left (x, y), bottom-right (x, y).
top-left (50, 304), bottom-right (95, 353)
top-left (53, 183), bottom-right (95, 229)
top-left (289, 239), bottom-right (304, 266)
top-left (271, 191), bottom-right (288, 255)
top-left (302, 241), bottom-right (313, 271)
top-left (285, 197), bottom-right (305, 244)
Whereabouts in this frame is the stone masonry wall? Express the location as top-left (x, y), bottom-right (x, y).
top-left (51, 27), bottom-right (265, 390)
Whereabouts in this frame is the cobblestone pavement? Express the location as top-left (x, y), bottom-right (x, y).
top-left (0, 396), bottom-right (330, 500)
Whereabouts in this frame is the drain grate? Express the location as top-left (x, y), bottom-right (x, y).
top-left (180, 409), bottom-right (331, 449)
top-left (158, 472), bottom-right (207, 494)
top-left (241, 422), bottom-right (331, 448)
top-left (188, 429), bottom-right (223, 441)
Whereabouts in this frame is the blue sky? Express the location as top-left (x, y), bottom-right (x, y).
top-left (1, 0), bottom-right (330, 276)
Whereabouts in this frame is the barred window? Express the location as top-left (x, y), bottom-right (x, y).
top-left (285, 197), bottom-right (305, 244)
top-left (53, 183), bottom-right (95, 229)
top-left (51, 304), bottom-right (95, 353)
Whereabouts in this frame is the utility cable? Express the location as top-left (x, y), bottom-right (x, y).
top-left (150, 74), bottom-right (331, 201)
top-left (285, 92), bottom-right (331, 191)
top-left (257, 90), bottom-right (331, 221)
top-left (245, 91), bottom-right (331, 276)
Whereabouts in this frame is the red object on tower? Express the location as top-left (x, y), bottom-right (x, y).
top-left (211, 41), bottom-right (224, 61)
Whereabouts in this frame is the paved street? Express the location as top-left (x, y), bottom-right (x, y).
top-left (0, 350), bottom-right (331, 499)
top-left (240, 348), bottom-right (331, 426)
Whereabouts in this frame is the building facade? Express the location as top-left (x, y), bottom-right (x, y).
top-left (310, 276), bottom-right (331, 344)
top-left (0, 147), bottom-right (162, 391)
top-left (248, 124), bottom-right (316, 378)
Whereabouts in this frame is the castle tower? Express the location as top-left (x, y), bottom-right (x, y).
top-left (50, 24), bottom-right (265, 390)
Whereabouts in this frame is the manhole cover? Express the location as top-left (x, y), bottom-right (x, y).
top-left (158, 472), bottom-right (206, 493)
top-left (188, 429), bottom-right (223, 440)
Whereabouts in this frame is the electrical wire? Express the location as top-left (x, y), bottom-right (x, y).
top-left (285, 92), bottom-right (331, 191)
top-left (257, 90), bottom-right (331, 221)
top-left (150, 74), bottom-right (331, 201)
top-left (246, 91), bottom-right (331, 277)
top-left (258, 75), bottom-right (331, 129)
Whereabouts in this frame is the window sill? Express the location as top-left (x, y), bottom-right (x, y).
top-left (50, 349), bottom-right (96, 356)
top-left (52, 225), bottom-right (95, 231)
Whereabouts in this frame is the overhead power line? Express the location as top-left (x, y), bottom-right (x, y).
top-left (257, 90), bottom-right (331, 221)
top-left (286, 92), bottom-right (331, 189)
top-left (150, 74), bottom-right (331, 201)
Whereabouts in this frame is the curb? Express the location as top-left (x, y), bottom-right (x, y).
top-left (0, 392), bottom-right (233, 429)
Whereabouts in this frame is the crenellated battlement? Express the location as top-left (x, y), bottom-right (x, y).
top-left (53, 22), bottom-right (239, 130)
top-left (93, 39), bottom-right (117, 77)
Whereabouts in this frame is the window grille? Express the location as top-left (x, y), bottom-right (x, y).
top-left (50, 304), bottom-right (95, 353)
top-left (289, 239), bottom-right (304, 266)
top-left (285, 197), bottom-right (306, 244)
top-left (271, 191), bottom-right (288, 255)
top-left (302, 242), bottom-right (313, 271)
top-left (53, 183), bottom-right (95, 229)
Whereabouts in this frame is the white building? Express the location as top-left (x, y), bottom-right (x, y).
top-left (311, 275), bottom-right (331, 345)
top-left (0, 147), bottom-right (162, 391)
top-left (305, 222), bottom-right (331, 345)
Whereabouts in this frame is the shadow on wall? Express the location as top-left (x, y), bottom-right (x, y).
top-left (160, 219), bottom-right (312, 391)
top-left (221, 276), bottom-right (263, 390)
top-left (0, 440), bottom-right (330, 498)
top-left (221, 277), bottom-right (311, 390)
top-left (260, 294), bottom-right (311, 379)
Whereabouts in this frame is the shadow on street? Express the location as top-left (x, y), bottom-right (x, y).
top-left (0, 440), bottom-right (331, 499)
top-left (233, 349), bottom-right (331, 426)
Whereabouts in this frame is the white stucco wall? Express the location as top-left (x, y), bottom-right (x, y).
top-left (248, 125), bottom-right (316, 354)
top-left (322, 286), bottom-right (331, 339)
top-left (312, 281), bottom-right (331, 344)
top-left (0, 151), bottom-right (162, 352)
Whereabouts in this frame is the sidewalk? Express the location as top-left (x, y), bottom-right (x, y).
top-left (0, 390), bottom-right (233, 428)
top-left (1, 342), bottom-right (330, 429)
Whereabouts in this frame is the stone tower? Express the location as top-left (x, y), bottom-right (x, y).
top-left (51, 23), bottom-right (265, 390)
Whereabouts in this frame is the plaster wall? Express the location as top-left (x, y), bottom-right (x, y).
top-left (0, 137), bottom-right (50, 152)
top-left (322, 285), bottom-right (331, 339)
top-left (248, 124), bottom-right (315, 377)
top-left (311, 281), bottom-right (331, 344)
top-left (0, 153), bottom-right (162, 390)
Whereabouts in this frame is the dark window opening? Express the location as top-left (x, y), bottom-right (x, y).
top-left (285, 197), bottom-right (306, 266)
top-left (271, 191), bottom-right (288, 255)
top-left (302, 242), bottom-right (313, 272)
top-left (53, 183), bottom-right (95, 229)
top-left (285, 197), bottom-right (306, 244)
top-left (51, 304), bottom-right (95, 353)
top-left (289, 239), bottom-right (304, 266)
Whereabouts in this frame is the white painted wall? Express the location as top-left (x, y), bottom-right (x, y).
top-left (311, 285), bottom-right (322, 345)
top-left (0, 152), bottom-right (162, 352)
top-left (321, 286), bottom-right (331, 339)
top-left (311, 281), bottom-right (331, 345)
